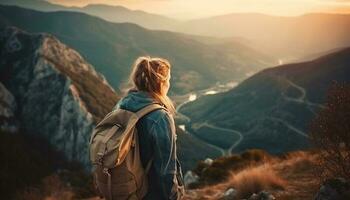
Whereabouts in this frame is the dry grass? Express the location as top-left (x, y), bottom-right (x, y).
top-left (15, 175), bottom-right (74, 200)
top-left (184, 151), bottom-right (320, 200)
top-left (228, 164), bottom-right (286, 199)
top-left (272, 151), bottom-right (320, 200)
top-left (184, 164), bottom-right (286, 200)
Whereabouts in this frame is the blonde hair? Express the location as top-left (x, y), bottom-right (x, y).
top-left (122, 56), bottom-right (176, 114)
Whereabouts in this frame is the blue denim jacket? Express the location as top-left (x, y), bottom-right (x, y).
top-left (113, 90), bottom-right (184, 200)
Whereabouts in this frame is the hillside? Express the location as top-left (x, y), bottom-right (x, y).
top-left (181, 47), bottom-right (350, 154)
top-left (0, 5), bottom-right (275, 95)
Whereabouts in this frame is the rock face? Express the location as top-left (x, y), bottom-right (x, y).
top-left (204, 158), bottom-right (214, 165)
top-left (0, 82), bottom-right (18, 133)
top-left (314, 178), bottom-right (350, 200)
top-left (220, 188), bottom-right (237, 200)
top-left (248, 191), bottom-right (275, 200)
top-left (0, 26), bottom-right (119, 167)
top-left (184, 171), bottom-right (200, 187)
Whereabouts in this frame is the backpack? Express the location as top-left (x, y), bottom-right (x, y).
top-left (89, 103), bottom-right (166, 200)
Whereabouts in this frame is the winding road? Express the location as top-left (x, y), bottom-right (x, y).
top-left (175, 77), bottom-right (326, 157)
top-left (267, 117), bottom-right (309, 138)
top-left (192, 122), bottom-right (243, 156)
top-left (269, 77), bottom-right (326, 137)
top-left (282, 78), bottom-right (326, 109)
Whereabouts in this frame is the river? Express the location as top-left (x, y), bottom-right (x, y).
top-left (172, 81), bottom-right (243, 156)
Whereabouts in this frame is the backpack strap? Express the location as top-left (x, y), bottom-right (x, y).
top-left (136, 104), bottom-right (165, 175)
top-left (135, 103), bottom-right (167, 119)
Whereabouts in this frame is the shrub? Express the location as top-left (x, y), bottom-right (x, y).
top-left (309, 83), bottom-right (350, 181)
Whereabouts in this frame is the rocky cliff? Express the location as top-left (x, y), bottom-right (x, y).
top-left (0, 26), bottom-right (119, 167)
top-left (0, 82), bottom-right (18, 133)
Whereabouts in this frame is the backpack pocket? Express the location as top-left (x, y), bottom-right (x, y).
top-left (96, 177), bottom-right (137, 200)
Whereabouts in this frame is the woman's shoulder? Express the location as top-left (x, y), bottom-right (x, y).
top-left (142, 105), bottom-right (172, 125)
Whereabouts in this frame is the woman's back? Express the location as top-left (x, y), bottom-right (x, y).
top-left (114, 89), bottom-right (185, 200)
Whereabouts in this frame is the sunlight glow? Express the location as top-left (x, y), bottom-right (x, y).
top-left (48, 0), bottom-right (350, 19)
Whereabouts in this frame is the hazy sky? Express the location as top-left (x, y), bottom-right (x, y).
top-left (48, 0), bottom-right (350, 19)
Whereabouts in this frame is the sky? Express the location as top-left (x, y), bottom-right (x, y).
top-left (47, 0), bottom-right (350, 19)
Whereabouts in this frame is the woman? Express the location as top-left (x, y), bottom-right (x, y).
top-left (113, 56), bottom-right (185, 200)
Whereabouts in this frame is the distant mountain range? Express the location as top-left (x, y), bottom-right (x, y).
top-left (181, 47), bottom-right (350, 154)
top-left (0, 5), bottom-right (275, 95)
top-left (2, 0), bottom-right (350, 61)
top-left (0, 0), bottom-right (180, 30)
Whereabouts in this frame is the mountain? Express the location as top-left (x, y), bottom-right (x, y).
top-left (177, 13), bottom-right (350, 60)
top-left (77, 4), bottom-right (179, 30)
top-left (180, 47), bottom-right (350, 154)
top-left (0, 0), bottom-right (67, 11)
top-left (0, 5), bottom-right (275, 95)
top-left (0, 26), bottom-right (119, 166)
top-left (0, 0), bottom-right (180, 30)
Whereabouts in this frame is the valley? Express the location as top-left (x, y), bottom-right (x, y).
top-left (180, 47), bottom-right (350, 155)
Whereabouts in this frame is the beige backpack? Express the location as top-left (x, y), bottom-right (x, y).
top-left (89, 103), bottom-right (166, 200)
